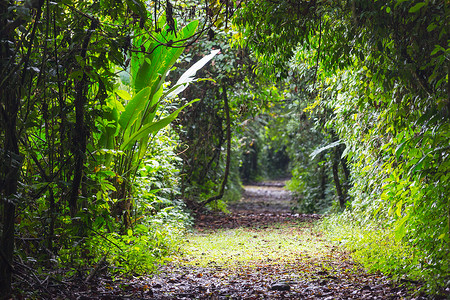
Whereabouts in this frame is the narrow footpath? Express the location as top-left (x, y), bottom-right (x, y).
top-left (141, 181), bottom-right (424, 299)
top-left (65, 181), bottom-right (427, 299)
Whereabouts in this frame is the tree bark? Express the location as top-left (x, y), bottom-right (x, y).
top-left (319, 164), bottom-right (326, 201)
top-left (0, 148), bottom-right (21, 298)
top-left (330, 133), bottom-right (348, 209)
top-left (68, 19), bottom-right (97, 217)
top-left (202, 86), bottom-right (231, 206)
top-left (0, 56), bottom-right (21, 300)
top-left (332, 159), bottom-right (345, 209)
top-left (0, 0), bottom-right (22, 296)
top-left (339, 144), bottom-right (351, 199)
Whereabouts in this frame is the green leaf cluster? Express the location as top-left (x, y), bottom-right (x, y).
top-left (234, 0), bottom-right (450, 292)
top-left (0, 0), bottom-right (220, 290)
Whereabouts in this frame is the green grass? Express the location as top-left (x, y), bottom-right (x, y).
top-left (174, 222), bottom-right (330, 269)
top-left (319, 215), bottom-right (435, 290)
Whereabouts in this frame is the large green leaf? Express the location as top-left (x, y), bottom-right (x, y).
top-left (167, 49), bottom-right (220, 98)
top-left (310, 140), bottom-right (343, 159)
top-left (98, 96), bottom-right (124, 166)
top-left (161, 20), bottom-right (199, 72)
top-left (118, 86), bottom-right (151, 130)
top-left (137, 134), bottom-right (151, 161)
top-left (141, 85), bottom-right (163, 126)
top-left (408, 2), bottom-right (426, 13)
top-left (98, 96), bottom-right (122, 147)
top-left (133, 20), bottom-right (199, 96)
top-left (133, 44), bottom-right (164, 94)
top-left (120, 99), bottom-right (199, 150)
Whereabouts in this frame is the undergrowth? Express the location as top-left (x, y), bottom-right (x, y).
top-left (87, 208), bottom-right (190, 275)
top-left (320, 213), bottom-right (447, 294)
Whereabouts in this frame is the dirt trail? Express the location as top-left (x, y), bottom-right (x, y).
top-left (230, 182), bottom-right (294, 212)
top-left (60, 182), bottom-right (425, 299)
top-left (195, 181), bottom-right (321, 231)
top-left (143, 182), bottom-right (423, 299)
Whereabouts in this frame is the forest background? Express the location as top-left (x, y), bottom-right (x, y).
top-left (0, 0), bottom-right (448, 297)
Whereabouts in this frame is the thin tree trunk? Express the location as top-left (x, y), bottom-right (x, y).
top-left (332, 159), bottom-right (345, 209)
top-left (68, 19), bottom-right (97, 217)
top-left (319, 167), bottom-right (326, 201)
top-left (202, 86), bottom-right (231, 206)
top-left (330, 133), bottom-right (348, 208)
top-left (339, 144), bottom-right (351, 199)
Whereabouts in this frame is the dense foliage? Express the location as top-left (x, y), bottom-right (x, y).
top-left (234, 0), bottom-right (449, 292)
top-left (1, 0), bottom-right (448, 296)
top-left (174, 26), bottom-right (284, 207)
top-left (0, 0), bottom-right (223, 296)
top-left (173, 29), bottom-right (247, 205)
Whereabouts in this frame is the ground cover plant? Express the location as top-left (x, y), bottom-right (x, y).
top-left (178, 222), bottom-right (328, 269)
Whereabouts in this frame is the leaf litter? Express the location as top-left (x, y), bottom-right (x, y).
top-left (23, 181), bottom-right (433, 299)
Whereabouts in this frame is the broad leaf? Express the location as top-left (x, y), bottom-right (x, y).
top-left (310, 140), bottom-right (343, 159)
top-left (133, 20), bottom-right (199, 96)
top-left (120, 99), bottom-right (199, 150)
top-left (118, 86), bottom-right (151, 130)
top-left (167, 49), bottom-right (220, 98)
top-left (408, 2), bottom-right (426, 13)
top-left (141, 85), bottom-right (163, 126)
top-left (133, 44), bottom-right (164, 94)
top-left (162, 20), bottom-right (199, 71)
top-left (116, 89), bottom-right (132, 101)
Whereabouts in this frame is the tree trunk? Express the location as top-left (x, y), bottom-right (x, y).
top-left (0, 53), bottom-right (22, 300)
top-left (0, 0), bottom-right (22, 296)
top-left (0, 151), bottom-right (20, 298)
top-left (319, 166), bottom-right (326, 201)
top-left (332, 160), bottom-right (345, 209)
top-left (339, 144), bottom-right (351, 199)
top-left (332, 146), bottom-right (345, 209)
top-left (330, 133), bottom-right (349, 209)
top-left (202, 86), bottom-right (231, 206)
top-left (68, 19), bottom-right (97, 217)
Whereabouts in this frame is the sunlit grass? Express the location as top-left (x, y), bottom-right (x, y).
top-left (320, 216), bottom-right (423, 281)
top-left (174, 222), bottom-right (330, 269)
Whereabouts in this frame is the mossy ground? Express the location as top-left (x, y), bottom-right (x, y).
top-left (175, 221), bottom-right (329, 270)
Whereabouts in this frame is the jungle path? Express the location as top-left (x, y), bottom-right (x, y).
top-left (142, 181), bottom-right (423, 299)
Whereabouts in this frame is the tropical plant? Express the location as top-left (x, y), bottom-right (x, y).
top-left (95, 17), bottom-right (219, 227)
top-left (0, 0), bottom-right (221, 295)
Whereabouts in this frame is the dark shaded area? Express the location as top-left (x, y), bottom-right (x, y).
top-left (239, 138), bottom-right (291, 185)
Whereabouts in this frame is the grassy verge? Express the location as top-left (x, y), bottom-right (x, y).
top-left (319, 213), bottom-right (448, 294)
top-left (178, 224), bottom-right (325, 268)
